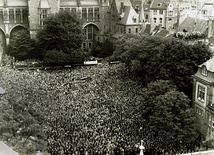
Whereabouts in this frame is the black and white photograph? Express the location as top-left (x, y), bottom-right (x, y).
top-left (0, 0), bottom-right (214, 154)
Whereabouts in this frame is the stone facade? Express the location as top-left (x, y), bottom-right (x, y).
top-left (0, 0), bottom-right (144, 52)
top-left (193, 57), bottom-right (214, 137)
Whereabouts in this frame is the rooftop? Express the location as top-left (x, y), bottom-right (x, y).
top-left (199, 57), bottom-right (214, 72)
top-left (150, 0), bottom-right (170, 10)
top-left (177, 17), bottom-right (208, 35)
top-left (0, 141), bottom-right (19, 155)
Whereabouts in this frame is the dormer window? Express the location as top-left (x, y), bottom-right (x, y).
top-left (157, 3), bottom-right (161, 7)
top-left (201, 66), bottom-right (208, 76)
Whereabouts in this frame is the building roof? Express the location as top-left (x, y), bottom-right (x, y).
top-left (177, 17), bottom-right (208, 34)
top-left (60, 0), bottom-right (78, 6)
top-left (150, 0), bottom-right (170, 10)
top-left (199, 57), bottom-right (214, 72)
top-left (39, 0), bottom-right (50, 9)
top-left (7, 0), bottom-right (28, 6)
top-left (154, 29), bottom-right (169, 37)
top-left (119, 6), bottom-right (140, 25)
top-left (114, 0), bottom-right (132, 13)
top-left (143, 4), bottom-right (150, 11)
top-left (79, 0), bottom-right (99, 6)
top-left (0, 141), bottom-right (19, 155)
top-left (60, 0), bottom-right (99, 7)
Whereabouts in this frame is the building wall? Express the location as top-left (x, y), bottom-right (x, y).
top-left (193, 66), bottom-right (214, 136)
top-left (28, 0), bottom-right (59, 37)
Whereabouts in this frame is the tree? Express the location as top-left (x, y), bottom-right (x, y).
top-left (7, 29), bottom-right (36, 60)
top-left (91, 39), bottom-right (115, 58)
top-left (134, 80), bottom-right (199, 154)
top-left (36, 11), bottom-right (84, 64)
top-left (112, 35), bottom-right (212, 98)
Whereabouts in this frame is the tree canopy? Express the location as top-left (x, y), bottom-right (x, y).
top-left (36, 11), bottom-right (84, 64)
top-left (133, 80), bottom-right (199, 154)
top-left (91, 39), bottom-right (115, 58)
top-left (112, 35), bottom-right (212, 98)
top-left (7, 29), bottom-right (36, 60)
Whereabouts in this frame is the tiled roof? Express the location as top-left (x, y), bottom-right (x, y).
top-left (38, 0), bottom-right (50, 9)
top-left (60, 0), bottom-right (78, 6)
top-left (150, 0), bottom-right (170, 10)
top-left (201, 3), bottom-right (214, 11)
top-left (199, 57), bottom-right (214, 72)
top-left (60, 0), bottom-right (99, 7)
top-left (154, 29), bottom-right (169, 37)
top-left (143, 4), bottom-right (150, 11)
top-left (209, 36), bottom-right (214, 44)
top-left (119, 6), bottom-right (139, 25)
top-left (177, 17), bottom-right (208, 34)
top-left (0, 141), bottom-right (19, 155)
top-left (80, 0), bottom-right (99, 6)
top-left (115, 0), bottom-right (132, 12)
top-left (7, 0), bottom-right (28, 6)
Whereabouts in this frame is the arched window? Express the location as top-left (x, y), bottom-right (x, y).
top-left (83, 24), bottom-right (99, 41)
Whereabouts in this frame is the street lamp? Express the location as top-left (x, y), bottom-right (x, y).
top-left (139, 140), bottom-right (145, 155)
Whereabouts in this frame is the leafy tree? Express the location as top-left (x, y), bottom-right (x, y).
top-left (7, 29), bottom-right (36, 60)
top-left (112, 35), bottom-right (212, 98)
top-left (36, 11), bottom-right (84, 64)
top-left (91, 39), bottom-right (115, 58)
top-left (133, 80), bottom-right (199, 154)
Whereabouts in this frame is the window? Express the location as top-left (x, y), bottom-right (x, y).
top-left (9, 9), bottom-right (14, 23)
top-left (88, 8), bottom-right (93, 21)
top-left (40, 9), bottom-right (48, 26)
top-left (71, 8), bottom-right (76, 13)
top-left (159, 18), bottom-right (162, 23)
top-left (65, 8), bottom-right (70, 12)
top-left (201, 66), bottom-right (208, 76)
top-left (136, 28), bottom-right (138, 33)
top-left (202, 10), bottom-right (207, 15)
top-left (153, 10), bottom-right (157, 15)
top-left (145, 14), bottom-right (148, 19)
top-left (22, 9), bottom-right (28, 23)
top-left (212, 119), bottom-right (214, 128)
top-left (82, 8), bottom-right (87, 20)
top-left (88, 25), bottom-right (93, 40)
top-left (0, 10), bottom-right (3, 23)
top-left (16, 9), bottom-right (21, 23)
top-left (94, 8), bottom-right (99, 21)
top-left (128, 28), bottom-right (131, 33)
top-left (82, 42), bottom-right (87, 50)
top-left (133, 18), bottom-right (137, 23)
top-left (209, 115), bottom-right (212, 126)
top-left (84, 24), bottom-right (99, 41)
top-left (157, 3), bottom-right (161, 7)
top-left (197, 85), bottom-right (205, 102)
top-left (154, 17), bottom-right (156, 23)
top-left (159, 10), bottom-right (163, 15)
top-left (195, 106), bottom-right (203, 116)
top-left (168, 11), bottom-right (173, 16)
top-left (88, 42), bottom-right (92, 48)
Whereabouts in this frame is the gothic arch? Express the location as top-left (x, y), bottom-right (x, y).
top-left (83, 22), bottom-right (100, 30)
top-left (83, 23), bottom-right (100, 41)
top-left (0, 29), bottom-right (6, 53)
top-left (10, 25), bottom-right (27, 39)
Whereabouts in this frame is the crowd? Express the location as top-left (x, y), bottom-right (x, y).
top-left (0, 63), bottom-right (143, 155)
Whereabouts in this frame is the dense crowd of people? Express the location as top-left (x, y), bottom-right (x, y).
top-left (0, 62), bottom-right (143, 155)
